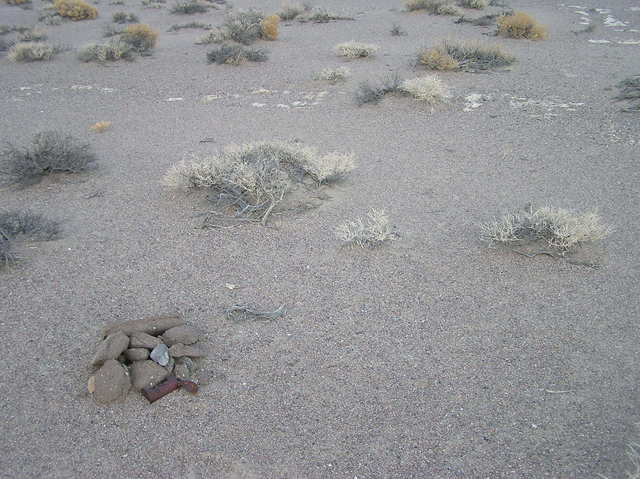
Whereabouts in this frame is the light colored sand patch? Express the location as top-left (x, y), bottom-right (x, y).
top-left (165, 97), bottom-right (184, 102)
top-left (200, 94), bottom-right (222, 103)
top-left (251, 102), bottom-right (266, 107)
top-left (617, 39), bottom-right (640, 44)
top-left (630, 7), bottom-right (640, 12)
top-left (594, 8), bottom-right (611, 14)
top-left (251, 88), bottom-right (272, 94)
top-left (507, 95), bottom-right (585, 117)
top-left (604, 15), bottom-right (627, 27)
top-left (588, 39), bottom-right (611, 43)
top-left (575, 10), bottom-right (589, 16)
top-left (71, 85), bottom-right (93, 90)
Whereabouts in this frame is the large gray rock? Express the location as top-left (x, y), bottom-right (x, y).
top-left (91, 332), bottom-right (130, 367)
top-left (129, 332), bottom-right (162, 349)
top-left (93, 360), bottom-right (130, 404)
top-left (125, 348), bottom-right (149, 362)
top-left (103, 315), bottom-right (184, 338)
top-left (169, 343), bottom-right (206, 358)
top-left (129, 360), bottom-right (170, 390)
top-left (161, 326), bottom-right (200, 346)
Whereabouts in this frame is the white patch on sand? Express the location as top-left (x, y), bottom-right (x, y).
top-left (276, 104), bottom-right (290, 109)
top-left (165, 97), bottom-right (184, 102)
top-left (100, 88), bottom-right (116, 93)
top-left (588, 39), bottom-right (611, 43)
top-left (507, 95), bottom-right (585, 116)
top-left (617, 39), bottom-right (640, 44)
top-left (594, 8), bottom-right (610, 14)
top-left (463, 93), bottom-right (492, 112)
top-left (575, 10), bottom-right (589, 16)
top-left (630, 7), bottom-right (640, 12)
top-left (71, 85), bottom-right (93, 90)
top-left (604, 15), bottom-right (627, 27)
top-left (200, 94), bottom-right (221, 103)
top-left (251, 102), bottom-right (266, 107)
top-left (251, 88), bottom-right (271, 94)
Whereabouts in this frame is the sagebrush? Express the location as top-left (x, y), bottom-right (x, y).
top-left (17, 28), bottom-right (47, 41)
top-left (355, 73), bottom-right (402, 105)
top-left (335, 41), bottom-right (379, 58)
top-left (406, 0), bottom-right (461, 15)
top-left (400, 75), bottom-right (450, 103)
top-left (481, 205), bottom-right (611, 253)
top-left (78, 39), bottom-right (133, 61)
top-left (206, 43), bottom-right (267, 64)
top-left (419, 40), bottom-right (515, 71)
top-left (1, 131), bottom-right (97, 185)
top-left (0, 210), bottom-right (60, 267)
top-left (120, 23), bottom-right (158, 52)
top-left (112, 11), bottom-right (138, 23)
top-left (8, 42), bottom-right (58, 62)
top-left (198, 10), bottom-right (271, 45)
top-left (497, 11), bottom-right (547, 40)
top-left (459, 0), bottom-right (487, 8)
top-left (313, 66), bottom-right (351, 83)
top-left (170, 1), bottom-right (208, 14)
top-left (336, 209), bottom-right (394, 248)
top-left (164, 141), bottom-right (356, 225)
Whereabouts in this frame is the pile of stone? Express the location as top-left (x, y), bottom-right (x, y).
top-left (88, 315), bottom-right (206, 405)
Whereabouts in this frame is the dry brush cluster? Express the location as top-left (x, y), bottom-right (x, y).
top-left (418, 40), bottom-right (515, 71)
top-left (79, 23), bottom-right (158, 61)
top-left (0, 210), bottom-right (60, 266)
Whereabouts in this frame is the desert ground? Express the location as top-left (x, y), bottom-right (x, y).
top-left (1, 0), bottom-right (639, 477)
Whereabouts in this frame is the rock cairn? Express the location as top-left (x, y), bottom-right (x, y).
top-left (88, 315), bottom-right (206, 404)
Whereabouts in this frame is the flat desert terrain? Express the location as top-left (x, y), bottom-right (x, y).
top-left (1, 0), bottom-right (639, 477)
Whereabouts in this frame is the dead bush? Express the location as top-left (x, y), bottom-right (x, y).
top-left (419, 39), bottom-right (515, 71)
top-left (112, 11), bottom-right (138, 23)
top-left (406, 0), bottom-right (461, 15)
top-left (120, 23), bottom-right (158, 52)
top-left (481, 204), bottom-right (611, 254)
top-left (163, 141), bottom-right (356, 226)
top-left (8, 41), bottom-right (58, 62)
top-left (1, 131), bottom-right (97, 186)
top-left (336, 209), bottom-right (394, 248)
top-left (198, 10), bottom-right (267, 45)
top-left (459, 0), bottom-right (487, 9)
top-left (313, 66), bottom-right (351, 83)
top-left (54, 0), bottom-right (98, 20)
top-left (0, 210), bottom-right (60, 267)
top-left (261, 14), bottom-right (279, 40)
top-left (335, 41), bottom-right (379, 58)
top-left (78, 39), bottom-right (133, 61)
top-left (206, 43), bottom-right (267, 64)
top-left (497, 11), bottom-right (547, 40)
top-left (400, 75), bottom-right (450, 103)
top-left (615, 75), bottom-right (640, 112)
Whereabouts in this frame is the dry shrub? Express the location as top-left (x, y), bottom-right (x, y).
top-left (198, 9), bottom-right (265, 45)
top-left (164, 142), bottom-right (356, 225)
top-left (314, 66), bottom-right (351, 83)
top-left (120, 23), bottom-right (158, 52)
top-left (8, 42), bottom-right (58, 62)
top-left (278, 1), bottom-right (305, 20)
top-left (54, 0), bottom-right (98, 20)
top-left (354, 73), bottom-right (402, 105)
top-left (336, 209), bottom-right (394, 248)
top-left (78, 40), bottom-right (133, 61)
top-left (297, 7), bottom-right (354, 23)
top-left (4, 0), bottom-right (31, 5)
top-left (615, 75), bottom-right (640, 112)
top-left (90, 121), bottom-right (112, 132)
top-left (418, 47), bottom-right (459, 70)
top-left (17, 28), bottom-right (47, 41)
top-left (0, 210), bottom-right (60, 267)
top-left (261, 14), bottom-right (279, 40)
top-left (170, 1), bottom-right (208, 14)
top-left (497, 11), bottom-right (547, 40)
top-left (112, 11), bottom-right (138, 23)
top-left (400, 75), bottom-right (450, 103)
top-left (481, 205), bottom-right (611, 254)
top-left (1, 131), bottom-right (97, 186)
top-left (406, 0), bottom-right (460, 15)
top-left (335, 41), bottom-right (379, 58)
top-left (459, 0), bottom-right (487, 9)
top-left (420, 39), bottom-right (515, 71)
top-left (206, 43), bottom-right (267, 64)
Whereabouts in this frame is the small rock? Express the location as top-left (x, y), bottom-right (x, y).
top-left (129, 332), bottom-right (162, 349)
top-left (164, 356), bottom-right (175, 375)
top-left (150, 343), bottom-right (170, 366)
top-left (103, 315), bottom-right (184, 338)
top-left (130, 360), bottom-right (170, 390)
top-left (125, 348), bottom-right (149, 362)
top-left (91, 331), bottom-right (130, 367)
top-left (93, 360), bottom-right (130, 404)
top-left (174, 357), bottom-right (194, 380)
top-left (87, 375), bottom-right (96, 394)
top-left (169, 343), bottom-right (206, 358)
top-left (161, 326), bottom-right (200, 346)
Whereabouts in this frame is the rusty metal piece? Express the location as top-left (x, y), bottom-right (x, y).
top-left (142, 376), bottom-right (180, 403)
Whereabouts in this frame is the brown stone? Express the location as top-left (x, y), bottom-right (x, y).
top-left (161, 326), bottom-right (200, 346)
top-left (91, 331), bottom-right (130, 367)
top-left (93, 360), bottom-right (130, 404)
top-left (129, 360), bottom-right (170, 390)
top-left (129, 332), bottom-right (162, 349)
top-left (125, 348), bottom-right (149, 362)
top-left (102, 315), bottom-right (184, 338)
top-left (169, 343), bottom-right (206, 358)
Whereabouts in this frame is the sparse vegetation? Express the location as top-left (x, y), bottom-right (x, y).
top-left (400, 75), bottom-right (450, 103)
top-left (297, 7), bottom-right (354, 23)
top-left (17, 27), bottom-right (47, 41)
top-left (355, 74), bottom-right (401, 105)
top-left (314, 66), bottom-right (351, 84)
top-left (0, 131), bottom-right (97, 186)
top-left (459, 0), bottom-right (487, 9)
top-left (78, 39), bottom-right (133, 61)
top-left (90, 121), bottom-right (112, 132)
top-left (170, 1), bottom-right (208, 14)
top-left (0, 210), bottom-right (60, 267)
top-left (261, 14), bottom-right (279, 40)
top-left (278, 1), bottom-right (305, 20)
top-left (120, 23), bottom-right (158, 52)
top-left (112, 11), bottom-right (138, 22)
top-left (206, 43), bottom-right (267, 64)
top-left (102, 23), bottom-right (124, 36)
top-left (1, 25), bottom-right (32, 35)
top-left (141, 0), bottom-right (164, 8)
top-left (53, 0), bottom-right (98, 20)
top-left (406, 0), bottom-right (462, 15)
top-left (168, 21), bottom-right (211, 31)
top-left (38, 7), bottom-right (64, 25)
top-left (335, 41), bottom-right (379, 58)
top-left (8, 41), bottom-right (58, 62)
top-left (419, 40), bottom-right (515, 71)
top-left (3, 0), bottom-right (32, 6)
top-left (497, 11), bottom-right (548, 40)
top-left (336, 209), bottom-right (394, 248)
top-left (615, 75), bottom-right (640, 112)
top-left (481, 205), bottom-right (611, 254)
top-left (390, 24), bottom-right (407, 36)
top-left (163, 141), bottom-right (356, 225)
top-left (198, 10), bottom-right (273, 45)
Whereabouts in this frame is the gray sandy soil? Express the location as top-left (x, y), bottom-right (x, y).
top-left (1, 0), bottom-right (639, 477)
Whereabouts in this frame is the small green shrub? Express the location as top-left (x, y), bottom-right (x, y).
top-left (112, 11), bottom-right (138, 23)
top-left (78, 39), bottom-right (133, 61)
top-left (354, 74), bottom-right (402, 105)
top-left (198, 10), bottom-right (266, 45)
top-left (206, 43), bottom-right (267, 64)
top-left (0, 131), bottom-right (97, 185)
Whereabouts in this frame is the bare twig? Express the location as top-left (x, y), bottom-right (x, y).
top-left (225, 304), bottom-right (286, 321)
